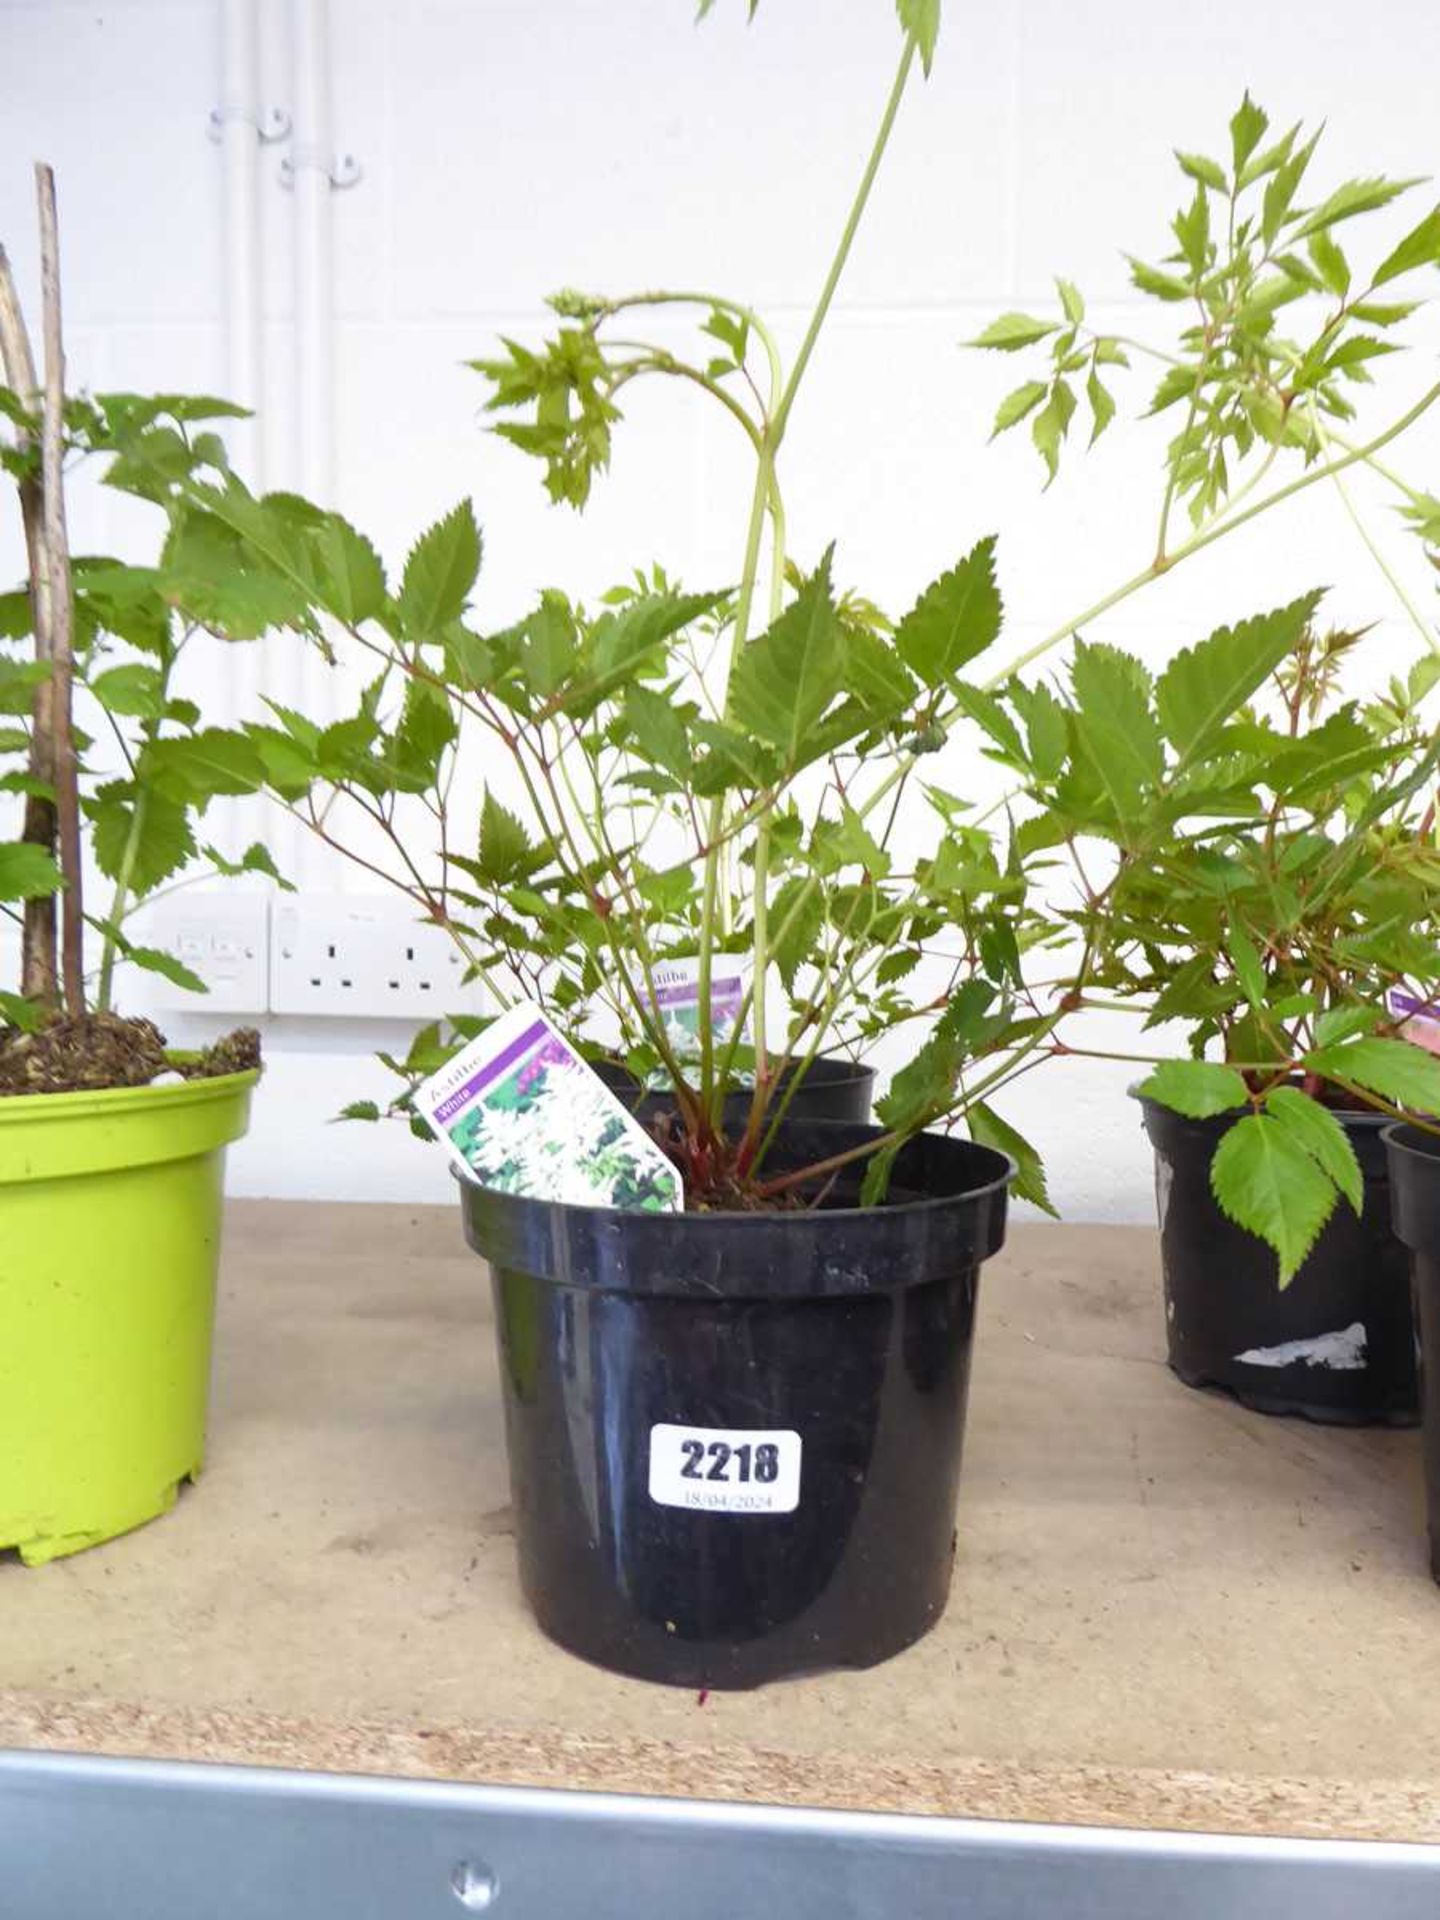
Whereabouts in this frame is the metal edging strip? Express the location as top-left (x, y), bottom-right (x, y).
top-left (3, 1747), bottom-right (1440, 1919)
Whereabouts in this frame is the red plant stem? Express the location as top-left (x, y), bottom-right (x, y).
top-left (754, 1129), bottom-right (907, 1202)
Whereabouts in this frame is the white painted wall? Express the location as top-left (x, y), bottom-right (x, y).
top-left (2, 0), bottom-right (1439, 1216)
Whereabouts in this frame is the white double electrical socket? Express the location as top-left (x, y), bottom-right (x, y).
top-left (129, 893), bottom-right (270, 1013)
top-left (269, 894), bottom-right (483, 1020)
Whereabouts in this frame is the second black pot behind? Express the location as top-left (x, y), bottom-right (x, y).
top-left (593, 1053), bottom-right (875, 1131)
top-left (1139, 1096), bottom-right (1418, 1426)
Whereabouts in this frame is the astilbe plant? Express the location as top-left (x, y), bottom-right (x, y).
top-left (988, 607), bottom-right (1440, 1281)
top-left (158, 13), bottom-right (1440, 1216)
top-left (966, 94), bottom-right (1440, 1273)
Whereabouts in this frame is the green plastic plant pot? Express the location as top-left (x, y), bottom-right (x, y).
top-left (0, 1068), bottom-right (258, 1566)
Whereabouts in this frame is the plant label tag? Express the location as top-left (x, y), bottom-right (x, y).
top-left (413, 1002), bottom-right (682, 1212)
top-left (651, 956), bottom-right (749, 1061)
top-left (1386, 988), bottom-right (1440, 1058)
top-left (648, 1423), bottom-right (802, 1514)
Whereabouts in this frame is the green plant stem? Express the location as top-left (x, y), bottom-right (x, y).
top-left (606, 290), bottom-right (784, 402)
top-left (986, 375), bottom-right (1440, 692)
top-left (750, 892), bottom-right (881, 1174)
top-left (95, 786), bottom-right (146, 1013)
top-left (1322, 433), bottom-right (1427, 505)
top-left (745, 480), bottom-right (792, 1101)
top-left (696, 444), bottom-right (774, 1103)
top-left (1306, 395), bottom-right (1439, 657)
top-left (698, 37), bottom-right (917, 1124)
top-left (510, 726), bottom-right (698, 1107)
top-left (1155, 327), bottom-right (1218, 564)
top-left (772, 41), bottom-right (915, 439)
top-left (562, 718), bottom-right (688, 1083)
top-left (608, 350), bottom-right (762, 451)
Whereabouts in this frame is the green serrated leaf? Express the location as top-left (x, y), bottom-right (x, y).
top-left (140, 728), bottom-right (266, 804)
top-left (771, 874), bottom-right (824, 995)
top-left (0, 842), bottom-right (62, 902)
top-left (91, 662), bottom-right (164, 719)
top-left (478, 792), bottom-right (532, 886)
top-left (1351, 298), bottom-right (1421, 326)
top-left (1290, 175), bottom-right (1421, 244)
top-left (1314, 1003), bottom-right (1381, 1049)
top-left (1373, 204), bottom-right (1440, 287)
top-left (0, 990), bottom-right (43, 1032)
top-left (125, 945), bottom-right (208, 995)
top-left (968, 1101), bottom-right (1055, 1215)
top-left (875, 981), bottom-right (995, 1132)
top-left (0, 590), bottom-right (32, 640)
top-left (1307, 224), bottom-right (1351, 296)
top-left (990, 379), bottom-right (1048, 438)
top-left (161, 506), bottom-right (312, 640)
top-left (814, 803), bottom-right (890, 878)
top-left (1137, 1058), bottom-right (1250, 1118)
top-left (845, 624), bottom-right (915, 721)
top-left (398, 500), bottom-right (482, 637)
top-left (1086, 367), bottom-right (1116, 445)
top-left (1226, 925), bottom-right (1266, 1007)
top-left (1177, 149), bottom-right (1228, 193)
top-left (728, 548), bottom-right (844, 761)
top-left (1229, 94), bottom-right (1270, 174)
top-left (1068, 641), bottom-right (1163, 823)
top-left (1264, 1086), bottom-right (1363, 1214)
top-left (894, 0), bottom-right (939, 72)
top-left (0, 657), bottom-right (50, 719)
top-left (1030, 381), bottom-right (1075, 482)
top-left (894, 537), bottom-right (1001, 688)
top-left (967, 312), bottom-right (1060, 352)
top-left (1304, 1036), bottom-right (1440, 1114)
top-left (337, 1100), bottom-right (382, 1122)
top-left (1261, 130), bottom-right (1322, 248)
top-left (77, 563), bottom-right (170, 653)
top-left (1154, 592), bottom-right (1323, 765)
top-left (1056, 277), bottom-right (1085, 324)
top-left (1007, 678), bottom-right (1068, 780)
top-left (314, 515), bottom-right (387, 627)
top-left (1126, 257), bottom-right (1191, 302)
top-left (91, 789), bottom-right (196, 892)
top-left (1211, 1111), bottom-right (1336, 1286)
top-left (623, 684), bottom-right (690, 777)
top-left (510, 594), bottom-right (578, 699)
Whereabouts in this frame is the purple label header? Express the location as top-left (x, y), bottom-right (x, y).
top-left (1390, 990), bottom-right (1440, 1021)
top-left (433, 1019), bottom-right (548, 1124)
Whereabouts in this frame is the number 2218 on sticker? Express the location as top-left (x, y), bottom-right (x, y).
top-left (648, 1424), bottom-right (803, 1514)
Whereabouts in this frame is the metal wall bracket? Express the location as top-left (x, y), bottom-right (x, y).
top-left (279, 144), bottom-right (363, 191)
top-left (4, 1749), bottom-right (1440, 1920)
top-left (207, 103), bottom-right (293, 145)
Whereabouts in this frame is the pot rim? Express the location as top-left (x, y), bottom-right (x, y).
top-left (453, 1122), bottom-right (1015, 1227)
top-left (0, 1064), bottom-right (261, 1126)
top-left (594, 1053), bottom-right (878, 1089)
top-left (1130, 1079), bottom-right (1394, 1131)
top-left (1382, 1119), bottom-right (1440, 1162)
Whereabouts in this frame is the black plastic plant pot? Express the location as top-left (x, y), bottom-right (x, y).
top-left (461, 1119), bottom-right (1012, 1689)
top-left (1139, 1095), bottom-right (1418, 1426)
top-left (592, 1054), bottom-right (875, 1129)
top-left (1383, 1124), bottom-right (1440, 1577)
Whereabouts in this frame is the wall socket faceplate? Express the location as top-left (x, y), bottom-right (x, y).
top-left (127, 893), bottom-right (270, 1013)
top-left (270, 895), bottom-right (483, 1019)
